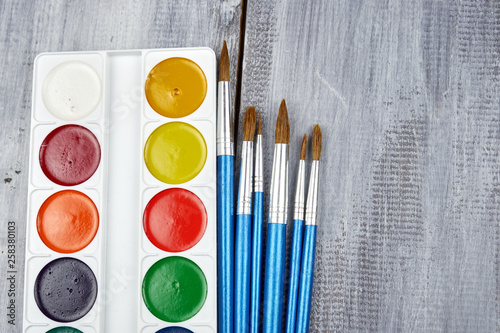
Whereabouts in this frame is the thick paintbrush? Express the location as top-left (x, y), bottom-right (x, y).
top-left (285, 134), bottom-right (307, 333)
top-left (217, 40), bottom-right (234, 333)
top-left (295, 124), bottom-right (322, 333)
top-left (235, 106), bottom-right (257, 332)
top-left (263, 99), bottom-right (290, 333)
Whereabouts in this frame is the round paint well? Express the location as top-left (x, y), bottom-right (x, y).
top-left (156, 327), bottom-right (194, 333)
top-left (145, 57), bottom-right (207, 118)
top-left (42, 61), bottom-right (102, 120)
top-left (37, 190), bottom-right (99, 253)
top-left (142, 256), bottom-right (207, 322)
top-left (144, 122), bottom-right (207, 184)
top-left (46, 327), bottom-right (83, 333)
top-left (39, 124), bottom-right (101, 186)
top-left (34, 257), bottom-right (97, 323)
top-left (143, 188), bottom-right (207, 252)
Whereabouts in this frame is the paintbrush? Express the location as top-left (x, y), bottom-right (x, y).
top-left (235, 106), bottom-right (257, 332)
top-left (250, 112), bottom-right (264, 333)
top-left (285, 134), bottom-right (307, 333)
top-left (217, 40), bottom-right (235, 333)
top-left (263, 99), bottom-right (290, 333)
top-left (295, 125), bottom-right (322, 333)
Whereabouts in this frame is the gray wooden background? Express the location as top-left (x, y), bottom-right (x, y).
top-left (1, 0), bottom-right (499, 332)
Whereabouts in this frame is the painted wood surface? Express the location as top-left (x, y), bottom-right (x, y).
top-left (239, 0), bottom-right (500, 332)
top-left (1, 0), bottom-right (500, 332)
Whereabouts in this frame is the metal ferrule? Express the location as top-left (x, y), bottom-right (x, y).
top-left (293, 159), bottom-right (306, 221)
top-left (217, 81), bottom-right (234, 156)
top-left (254, 134), bottom-right (264, 193)
top-left (269, 144), bottom-right (289, 225)
top-left (237, 141), bottom-right (254, 215)
top-left (305, 160), bottom-right (319, 226)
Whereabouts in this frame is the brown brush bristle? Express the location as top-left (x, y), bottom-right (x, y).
top-left (312, 124), bottom-right (322, 161)
top-left (275, 99), bottom-right (290, 144)
top-left (257, 112), bottom-right (262, 135)
top-left (300, 134), bottom-right (307, 160)
top-left (243, 106), bottom-right (257, 141)
top-left (219, 40), bottom-right (230, 81)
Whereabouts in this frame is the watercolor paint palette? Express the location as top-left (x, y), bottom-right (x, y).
top-left (23, 48), bottom-right (217, 333)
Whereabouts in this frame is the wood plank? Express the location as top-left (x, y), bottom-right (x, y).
top-left (0, 1), bottom-right (242, 332)
top-left (240, 0), bottom-right (500, 331)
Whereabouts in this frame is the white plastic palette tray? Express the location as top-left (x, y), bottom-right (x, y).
top-left (23, 48), bottom-right (217, 333)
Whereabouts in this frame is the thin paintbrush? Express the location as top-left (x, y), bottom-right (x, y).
top-left (250, 112), bottom-right (264, 333)
top-left (217, 40), bottom-right (235, 333)
top-left (235, 107), bottom-right (257, 332)
top-left (263, 99), bottom-right (290, 333)
top-left (285, 134), bottom-right (307, 333)
top-left (295, 125), bottom-right (322, 333)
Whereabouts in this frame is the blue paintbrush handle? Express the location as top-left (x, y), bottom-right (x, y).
top-left (217, 155), bottom-right (235, 333)
top-left (250, 191), bottom-right (264, 333)
top-left (235, 213), bottom-right (252, 332)
top-left (295, 225), bottom-right (317, 333)
top-left (285, 219), bottom-right (304, 333)
top-left (263, 222), bottom-right (287, 333)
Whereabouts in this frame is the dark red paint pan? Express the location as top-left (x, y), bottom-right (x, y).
top-left (39, 124), bottom-right (101, 186)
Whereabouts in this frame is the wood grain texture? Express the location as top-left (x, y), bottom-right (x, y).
top-left (240, 0), bottom-right (500, 332)
top-left (0, 1), bottom-right (241, 332)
